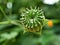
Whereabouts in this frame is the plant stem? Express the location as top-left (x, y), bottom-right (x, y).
top-left (0, 21), bottom-right (10, 24)
top-left (0, 20), bottom-right (21, 26)
top-left (0, 6), bottom-right (10, 20)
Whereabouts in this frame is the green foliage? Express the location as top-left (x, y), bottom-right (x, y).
top-left (0, 0), bottom-right (60, 45)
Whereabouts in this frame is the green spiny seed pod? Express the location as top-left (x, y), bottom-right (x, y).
top-left (20, 7), bottom-right (46, 34)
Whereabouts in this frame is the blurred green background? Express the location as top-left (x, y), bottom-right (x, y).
top-left (0, 0), bottom-right (60, 45)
